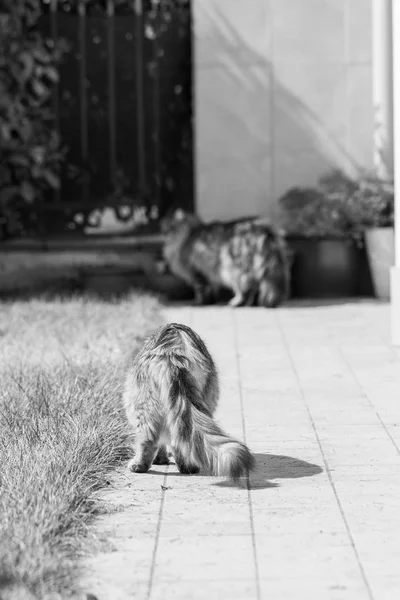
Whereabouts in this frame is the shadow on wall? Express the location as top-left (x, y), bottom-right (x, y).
top-left (196, 5), bottom-right (362, 219)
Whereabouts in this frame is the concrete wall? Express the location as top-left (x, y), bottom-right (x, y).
top-left (194, 0), bottom-right (373, 221)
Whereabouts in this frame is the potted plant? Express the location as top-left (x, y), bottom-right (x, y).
top-left (317, 169), bottom-right (394, 300)
top-left (276, 178), bottom-right (372, 299)
top-left (344, 176), bottom-right (394, 300)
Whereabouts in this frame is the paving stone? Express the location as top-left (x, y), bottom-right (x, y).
top-left (84, 302), bottom-right (399, 600)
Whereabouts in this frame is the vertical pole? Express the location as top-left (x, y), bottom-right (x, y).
top-left (107, 0), bottom-right (117, 187)
top-left (135, 0), bottom-right (146, 205)
top-left (372, 0), bottom-right (394, 180)
top-left (50, 0), bottom-right (61, 206)
top-left (153, 8), bottom-right (161, 217)
top-left (188, 0), bottom-right (195, 215)
top-left (78, 0), bottom-right (89, 204)
top-left (391, 0), bottom-right (400, 344)
top-left (50, 0), bottom-right (60, 140)
top-left (392, 0), bottom-right (400, 265)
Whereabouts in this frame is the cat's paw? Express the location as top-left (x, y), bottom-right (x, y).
top-left (229, 295), bottom-right (245, 307)
top-left (177, 463), bottom-right (200, 475)
top-left (193, 294), bottom-right (207, 306)
top-left (153, 449), bottom-right (170, 465)
top-left (127, 459), bottom-right (150, 473)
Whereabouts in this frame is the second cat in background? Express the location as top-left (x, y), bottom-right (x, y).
top-left (161, 210), bottom-right (291, 308)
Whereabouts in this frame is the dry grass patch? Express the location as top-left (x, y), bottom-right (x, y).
top-left (0, 292), bottom-right (162, 599)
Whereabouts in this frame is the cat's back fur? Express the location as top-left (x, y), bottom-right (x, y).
top-left (161, 211), bottom-right (291, 307)
top-left (123, 322), bottom-right (254, 480)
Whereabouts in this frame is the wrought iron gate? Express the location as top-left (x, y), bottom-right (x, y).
top-left (39, 0), bottom-right (193, 234)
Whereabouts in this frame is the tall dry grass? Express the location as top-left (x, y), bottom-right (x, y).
top-left (0, 292), bottom-right (162, 599)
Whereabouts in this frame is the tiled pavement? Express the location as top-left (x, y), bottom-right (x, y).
top-left (86, 301), bottom-right (400, 600)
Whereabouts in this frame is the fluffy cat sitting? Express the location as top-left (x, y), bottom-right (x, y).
top-left (124, 322), bottom-right (254, 480)
top-left (160, 209), bottom-right (291, 307)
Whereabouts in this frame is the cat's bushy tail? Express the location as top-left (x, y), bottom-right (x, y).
top-left (164, 364), bottom-right (254, 480)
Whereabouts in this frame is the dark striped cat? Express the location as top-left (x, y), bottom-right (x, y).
top-left (160, 210), bottom-right (291, 307)
top-left (123, 323), bottom-right (254, 480)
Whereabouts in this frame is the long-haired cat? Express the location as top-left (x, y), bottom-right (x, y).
top-left (123, 323), bottom-right (254, 480)
top-left (160, 210), bottom-right (291, 308)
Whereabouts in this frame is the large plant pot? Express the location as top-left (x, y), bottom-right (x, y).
top-left (288, 236), bottom-right (369, 299)
top-left (364, 227), bottom-right (394, 300)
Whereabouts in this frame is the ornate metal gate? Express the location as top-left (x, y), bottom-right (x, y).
top-left (39, 0), bottom-right (193, 235)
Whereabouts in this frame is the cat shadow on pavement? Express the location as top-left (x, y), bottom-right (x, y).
top-left (147, 453), bottom-right (322, 490)
top-left (211, 453), bottom-right (323, 490)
